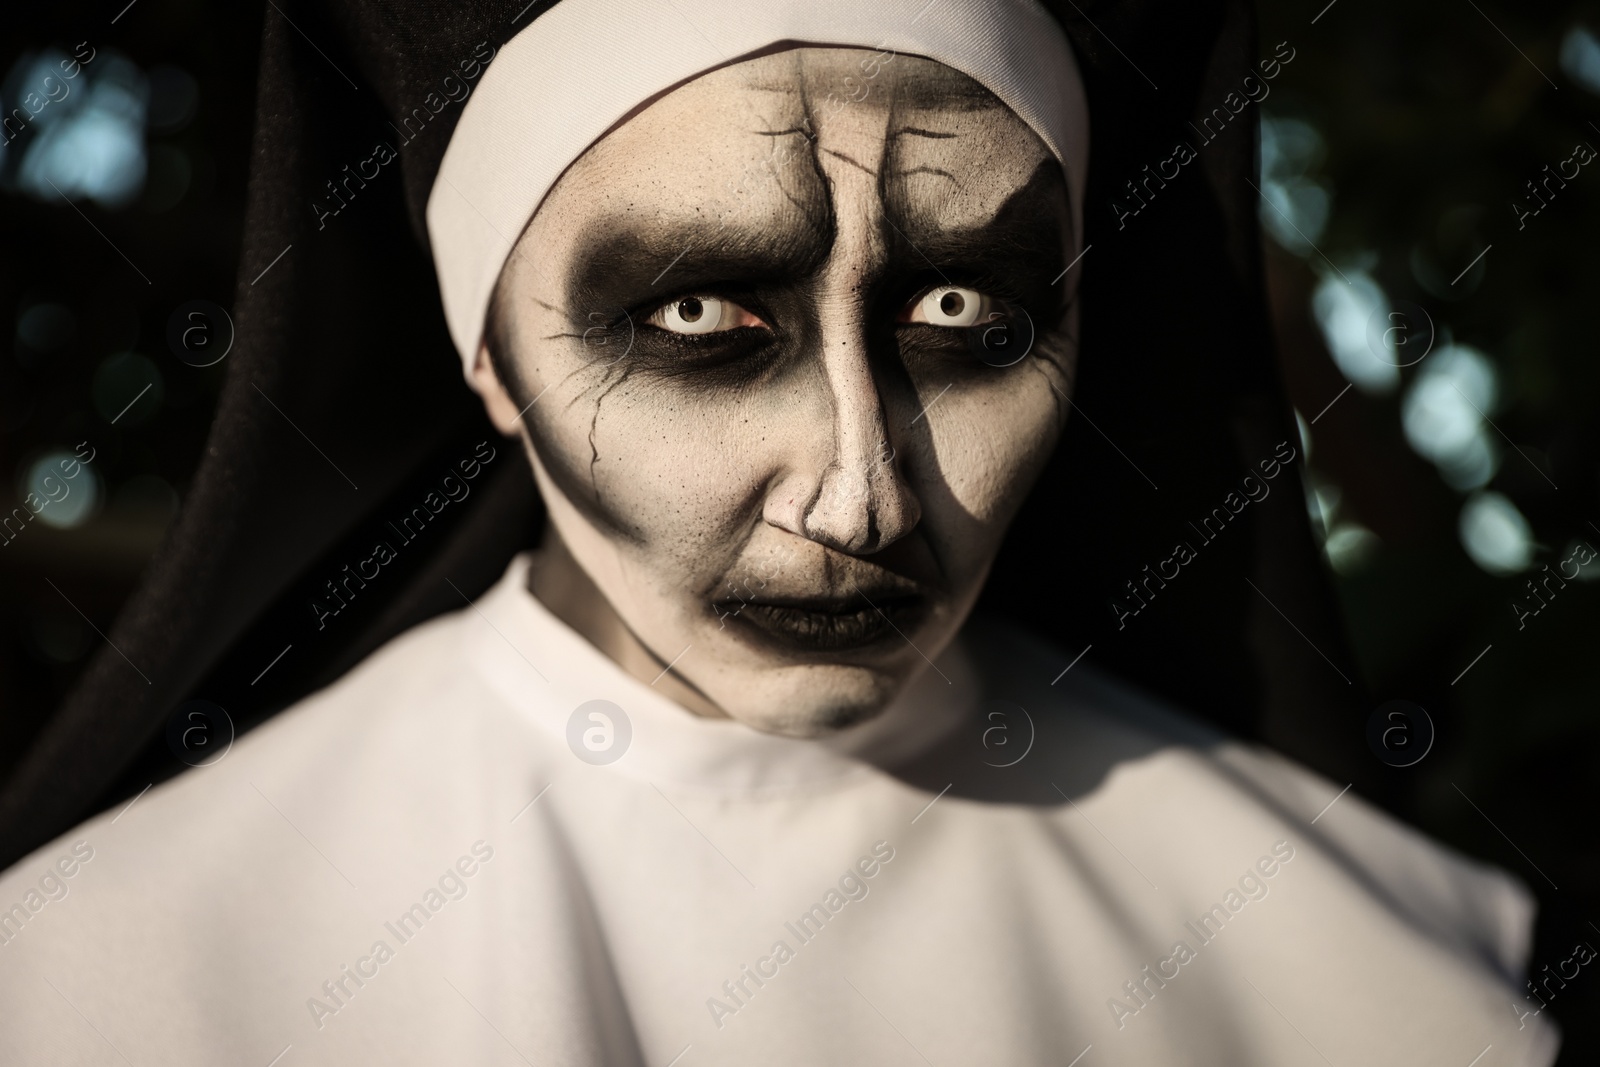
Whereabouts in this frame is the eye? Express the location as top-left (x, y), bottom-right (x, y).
top-left (647, 295), bottom-right (765, 335)
top-left (900, 285), bottom-right (996, 329)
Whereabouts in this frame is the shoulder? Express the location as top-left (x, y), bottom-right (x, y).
top-left (959, 613), bottom-right (1541, 988)
top-left (1205, 740), bottom-right (1538, 986)
top-left (0, 592), bottom-right (565, 1059)
top-left (0, 590), bottom-right (547, 946)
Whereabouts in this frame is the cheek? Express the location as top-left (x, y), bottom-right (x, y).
top-left (595, 395), bottom-right (751, 526)
top-left (531, 366), bottom-right (823, 578)
top-left (922, 368), bottom-right (1062, 527)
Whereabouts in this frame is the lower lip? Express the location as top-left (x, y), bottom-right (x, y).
top-left (718, 598), bottom-right (926, 652)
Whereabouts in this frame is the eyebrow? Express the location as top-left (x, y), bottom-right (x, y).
top-left (566, 207), bottom-right (835, 318)
top-left (559, 158), bottom-right (1068, 321)
top-left (884, 158), bottom-right (1073, 300)
top-left (886, 65), bottom-right (1009, 113)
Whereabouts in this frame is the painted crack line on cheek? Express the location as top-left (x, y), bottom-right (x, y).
top-left (585, 362), bottom-right (638, 497)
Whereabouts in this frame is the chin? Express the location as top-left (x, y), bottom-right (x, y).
top-left (712, 663), bottom-right (903, 739)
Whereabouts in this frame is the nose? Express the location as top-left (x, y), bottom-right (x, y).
top-left (767, 331), bottom-right (921, 556)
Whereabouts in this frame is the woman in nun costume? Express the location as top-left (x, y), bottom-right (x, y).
top-left (0, 0), bottom-right (1560, 1063)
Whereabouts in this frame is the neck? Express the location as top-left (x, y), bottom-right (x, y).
top-left (524, 529), bottom-right (729, 720)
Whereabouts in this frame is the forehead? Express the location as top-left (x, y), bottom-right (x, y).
top-left (543, 47), bottom-right (1056, 234)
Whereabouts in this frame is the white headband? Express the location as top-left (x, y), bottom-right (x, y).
top-left (426, 0), bottom-right (1089, 376)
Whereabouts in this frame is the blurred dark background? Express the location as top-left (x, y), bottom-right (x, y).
top-left (2, 0), bottom-right (1596, 1058)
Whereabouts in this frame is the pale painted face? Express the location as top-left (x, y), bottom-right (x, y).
top-left (475, 47), bottom-right (1078, 737)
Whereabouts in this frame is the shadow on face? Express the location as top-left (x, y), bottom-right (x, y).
top-left (475, 46), bottom-right (1080, 736)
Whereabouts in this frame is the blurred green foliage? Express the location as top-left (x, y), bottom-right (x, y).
top-left (1259, 2), bottom-right (1600, 1058)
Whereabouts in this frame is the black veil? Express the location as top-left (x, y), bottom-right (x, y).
top-left (0, 0), bottom-right (1374, 868)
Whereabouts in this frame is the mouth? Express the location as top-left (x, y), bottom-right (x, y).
top-left (713, 591), bottom-right (929, 652)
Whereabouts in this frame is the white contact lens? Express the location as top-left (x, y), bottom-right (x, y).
top-left (653, 295), bottom-right (729, 335)
top-left (915, 286), bottom-right (990, 328)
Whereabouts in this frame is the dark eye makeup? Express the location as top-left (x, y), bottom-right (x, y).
top-left (598, 252), bottom-right (1062, 387)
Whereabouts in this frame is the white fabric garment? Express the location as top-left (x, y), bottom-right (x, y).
top-left (0, 554), bottom-right (1559, 1065)
top-left (427, 0), bottom-right (1089, 373)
